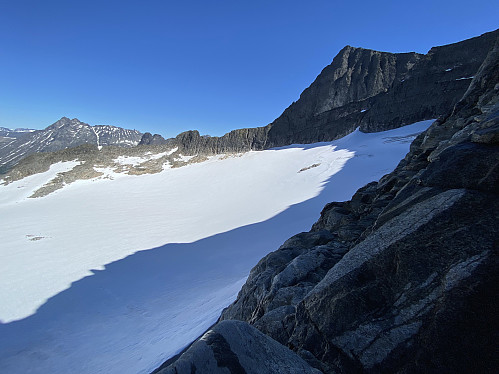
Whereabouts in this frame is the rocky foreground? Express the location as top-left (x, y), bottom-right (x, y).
top-left (155, 37), bottom-right (499, 373)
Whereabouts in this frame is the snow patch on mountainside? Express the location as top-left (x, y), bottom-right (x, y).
top-left (0, 120), bottom-right (433, 374)
top-left (0, 161), bottom-right (80, 204)
top-left (114, 151), bottom-right (173, 166)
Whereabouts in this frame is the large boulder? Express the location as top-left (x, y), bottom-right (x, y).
top-left (156, 321), bottom-right (321, 374)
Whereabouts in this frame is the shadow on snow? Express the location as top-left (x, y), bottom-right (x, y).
top-left (0, 147), bottom-right (380, 373)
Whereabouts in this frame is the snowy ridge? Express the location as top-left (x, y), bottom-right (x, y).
top-left (0, 127), bottom-right (36, 134)
top-left (0, 118), bottom-right (142, 172)
top-left (0, 120), bottom-right (433, 374)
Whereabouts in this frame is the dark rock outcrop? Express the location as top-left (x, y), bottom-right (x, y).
top-left (155, 321), bottom-right (321, 374)
top-left (174, 126), bottom-right (269, 155)
top-left (166, 29), bottom-right (498, 155)
top-left (158, 34), bottom-right (499, 373)
top-left (264, 29), bottom-right (498, 147)
top-left (138, 132), bottom-right (170, 146)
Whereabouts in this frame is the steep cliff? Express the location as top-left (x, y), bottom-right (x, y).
top-left (157, 35), bottom-right (499, 373)
top-left (168, 29), bottom-right (498, 153)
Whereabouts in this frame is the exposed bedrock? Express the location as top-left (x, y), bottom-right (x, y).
top-left (155, 321), bottom-right (321, 374)
top-left (147, 30), bottom-right (499, 156)
top-left (159, 34), bottom-right (499, 373)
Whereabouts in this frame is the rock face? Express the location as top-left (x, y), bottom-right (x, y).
top-left (0, 117), bottom-right (142, 173)
top-left (264, 29), bottom-right (498, 147)
top-left (0, 128), bottom-right (35, 155)
top-left (0, 127), bottom-right (35, 139)
top-left (138, 132), bottom-right (170, 146)
top-left (172, 29), bottom-right (498, 153)
top-left (154, 321), bottom-right (321, 374)
top-left (159, 35), bottom-right (499, 373)
top-left (173, 126), bottom-right (269, 155)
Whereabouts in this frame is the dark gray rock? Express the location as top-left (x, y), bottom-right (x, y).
top-left (157, 320), bottom-right (322, 374)
top-left (162, 31), bottom-right (499, 374)
top-left (138, 132), bottom-right (169, 145)
top-left (0, 127), bottom-right (35, 141)
top-left (173, 126), bottom-right (269, 155)
top-left (420, 141), bottom-right (499, 192)
top-left (155, 29), bottom-right (497, 157)
top-left (263, 47), bottom-right (422, 147)
top-left (220, 231), bottom-right (337, 325)
top-left (264, 29), bottom-right (498, 147)
top-left (471, 121), bottom-right (499, 144)
top-left (358, 29), bottom-right (499, 133)
top-left (289, 188), bottom-right (498, 373)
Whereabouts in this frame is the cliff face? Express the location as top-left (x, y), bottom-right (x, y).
top-left (358, 30), bottom-right (499, 133)
top-left (158, 36), bottom-right (499, 373)
top-left (164, 29), bottom-right (497, 155)
top-left (282, 46), bottom-right (421, 117)
top-left (263, 48), bottom-right (422, 147)
top-left (172, 126), bottom-right (269, 155)
top-left (264, 29), bottom-right (498, 147)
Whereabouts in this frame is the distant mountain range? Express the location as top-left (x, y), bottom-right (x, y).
top-left (0, 117), bottom-right (142, 173)
top-left (0, 127), bottom-right (36, 135)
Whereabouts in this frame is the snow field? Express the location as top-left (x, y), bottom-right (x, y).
top-left (0, 120), bottom-right (433, 374)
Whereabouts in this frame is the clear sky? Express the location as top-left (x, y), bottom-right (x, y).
top-left (0, 1), bottom-right (497, 137)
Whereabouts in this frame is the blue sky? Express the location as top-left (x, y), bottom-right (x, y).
top-left (0, 1), bottom-right (497, 137)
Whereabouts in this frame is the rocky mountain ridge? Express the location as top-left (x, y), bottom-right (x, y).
top-left (1, 28), bottom-right (497, 374)
top-left (1, 30), bottom-right (496, 183)
top-left (0, 127), bottom-right (35, 136)
top-left (0, 128), bottom-right (35, 150)
top-left (145, 29), bottom-right (498, 154)
top-left (155, 34), bottom-right (499, 373)
top-left (0, 117), bottom-right (142, 173)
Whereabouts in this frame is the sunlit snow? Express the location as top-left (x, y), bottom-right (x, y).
top-left (174, 153), bottom-right (196, 162)
top-left (114, 149), bottom-right (176, 165)
top-left (0, 120), bottom-right (432, 374)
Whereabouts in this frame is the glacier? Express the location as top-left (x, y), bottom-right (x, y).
top-left (0, 120), bottom-right (432, 374)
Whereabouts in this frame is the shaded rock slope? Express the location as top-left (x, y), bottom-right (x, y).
top-left (153, 29), bottom-right (498, 154)
top-left (156, 321), bottom-right (321, 374)
top-left (156, 36), bottom-right (499, 373)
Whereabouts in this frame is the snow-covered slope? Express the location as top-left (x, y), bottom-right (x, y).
top-left (0, 120), bottom-right (432, 374)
